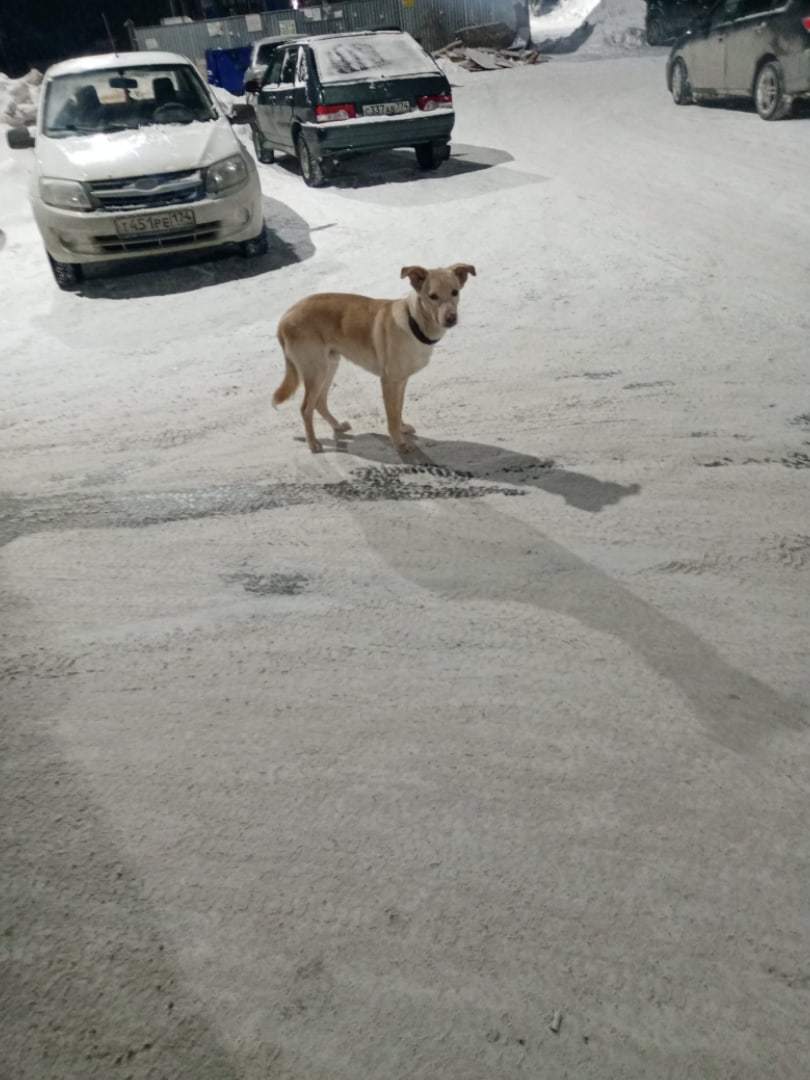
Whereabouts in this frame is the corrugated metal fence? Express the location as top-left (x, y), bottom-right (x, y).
top-left (131, 0), bottom-right (517, 64)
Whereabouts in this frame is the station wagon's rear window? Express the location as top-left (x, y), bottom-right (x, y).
top-left (312, 33), bottom-right (439, 84)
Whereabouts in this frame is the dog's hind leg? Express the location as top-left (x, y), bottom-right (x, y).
top-left (300, 356), bottom-right (340, 454)
top-left (315, 356), bottom-right (351, 435)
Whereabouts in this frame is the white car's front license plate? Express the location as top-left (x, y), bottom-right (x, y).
top-left (115, 209), bottom-right (196, 238)
top-left (362, 101), bottom-right (411, 117)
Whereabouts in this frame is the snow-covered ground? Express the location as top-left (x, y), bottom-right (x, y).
top-left (2, 49), bottom-right (810, 1080)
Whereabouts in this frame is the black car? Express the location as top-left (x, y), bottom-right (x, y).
top-left (667, 0), bottom-right (810, 119)
top-left (646, 0), bottom-right (714, 45)
top-left (242, 30), bottom-right (455, 187)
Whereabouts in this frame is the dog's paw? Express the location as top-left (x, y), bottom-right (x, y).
top-left (394, 440), bottom-right (414, 455)
top-left (400, 423), bottom-right (416, 435)
top-left (334, 421), bottom-right (352, 434)
top-left (309, 439), bottom-right (324, 454)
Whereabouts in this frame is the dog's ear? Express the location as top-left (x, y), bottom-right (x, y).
top-left (400, 265), bottom-right (428, 291)
top-left (450, 263), bottom-right (477, 287)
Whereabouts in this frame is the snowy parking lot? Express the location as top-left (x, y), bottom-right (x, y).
top-left (2, 43), bottom-right (810, 1080)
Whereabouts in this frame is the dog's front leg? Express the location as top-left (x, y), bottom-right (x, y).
top-left (381, 377), bottom-right (412, 452)
top-left (396, 380), bottom-right (415, 435)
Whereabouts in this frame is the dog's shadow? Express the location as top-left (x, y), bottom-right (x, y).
top-left (334, 432), bottom-right (640, 513)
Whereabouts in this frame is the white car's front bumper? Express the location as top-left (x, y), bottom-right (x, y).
top-left (32, 172), bottom-right (264, 265)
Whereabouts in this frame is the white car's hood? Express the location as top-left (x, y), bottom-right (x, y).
top-left (35, 120), bottom-right (239, 181)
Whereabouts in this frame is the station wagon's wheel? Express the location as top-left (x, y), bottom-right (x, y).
top-left (48, 255), bottom-right (83, 291)
top-left (670, 59), bottom-right (692, 105)
top-left (296, 134), bottom-right (325, 188)
top-left (754, 60), bottom-right (792, 120)
top-left (415, 142), bottom-right (439, 171)
top-left (251, 127), bottom-right (274, 164)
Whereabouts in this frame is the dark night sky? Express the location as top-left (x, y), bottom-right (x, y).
top-left (0, 1), bottom-right (277, 73)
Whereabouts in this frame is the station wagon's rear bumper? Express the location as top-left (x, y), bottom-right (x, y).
top-left (303, 110), bottom-right (455, 155)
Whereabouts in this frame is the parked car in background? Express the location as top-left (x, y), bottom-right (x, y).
top-left (244, 30), bottom-right (455, 187)
top-left (243, 35), bottom-right (297, 104)
top-left (6, 51), bottom-right (266, 289)
top-left (646, 0), bottom-right (714, 45)
top-left (667, 0), bottom-right (810, 118)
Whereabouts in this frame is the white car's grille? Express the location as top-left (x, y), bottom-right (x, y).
top-left (89, 169), bottom-right (205, 212)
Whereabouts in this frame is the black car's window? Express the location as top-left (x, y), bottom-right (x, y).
top-left (734, 0), bottom-right (771, 15)
top-left (265, 51), bottom-right (285, 87)
top-left (716, 0), bottom-right (738, 21)
top-left (312, 32), bottom-right (438, 84)
top-left (280, 49), bottom-right (297, 86)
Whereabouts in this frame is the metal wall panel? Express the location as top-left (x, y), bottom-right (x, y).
top-left (132, 0), bottom-right (516, 64)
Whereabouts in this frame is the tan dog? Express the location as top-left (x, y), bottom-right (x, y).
top-left (273, 263), bottom-right (476, 452)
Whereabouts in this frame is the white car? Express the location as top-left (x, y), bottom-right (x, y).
top-left (6, 50), bottom-right (266, 289)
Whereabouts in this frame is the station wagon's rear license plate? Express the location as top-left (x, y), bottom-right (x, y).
top-left (115, 209), bottom-right (196, 238)
top-left (362, 101), bottom-right (411, 117)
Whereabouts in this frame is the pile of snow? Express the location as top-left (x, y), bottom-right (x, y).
top-left (531, 0), bottom-right (648, 54)
top-left (531, 0), bottom-right (602, 42)
top-left (0, 69), bottom-right (43, 127)
top-left (581, 0), bottom-right (648, 52)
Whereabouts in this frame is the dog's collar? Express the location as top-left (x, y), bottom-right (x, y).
top-left (408, 310), bottom-right (439, 347)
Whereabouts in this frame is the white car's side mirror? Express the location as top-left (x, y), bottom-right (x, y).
top-left (7, 127), bottom-right (35, 150)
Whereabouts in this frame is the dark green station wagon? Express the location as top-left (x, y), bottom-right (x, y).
top-left (242, 30), bottom-right (455, 187)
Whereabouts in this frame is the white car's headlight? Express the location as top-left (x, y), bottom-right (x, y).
top-left (205, 154), bottom-right (249, 196)
top-left (39, 177), bottom-right (93, 211)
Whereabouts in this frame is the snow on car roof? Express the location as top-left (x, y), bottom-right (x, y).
top-left (46, 52), bottom-right (193, 80)
top-left (253, 35), bottom-right (295, 47)
top-left (308, 31), bottom-right (439, 84)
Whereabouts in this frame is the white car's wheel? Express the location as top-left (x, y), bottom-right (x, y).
top-left (48, 255), bottom-right (83, 291)
top-left (240, 225), bottom-right (268, 259)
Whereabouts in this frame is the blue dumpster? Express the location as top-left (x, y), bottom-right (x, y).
top-left (206, 46), bottom-right (253, 95)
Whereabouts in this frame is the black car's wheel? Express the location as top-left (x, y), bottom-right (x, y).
top-left (754, 60), bottom-right (792, 121)
top-left (252, 128), bottom-right (274, 164)
top-left (239, 225), bottom-right (268, 259)
top-left (48, 255), bottom-right (83, 291)
top-left (415, 142), bottom-right (440, 171)
top-left (296, 134), bottom-right (326, 188)
top-left (670, 58), bottom-right (692, 105)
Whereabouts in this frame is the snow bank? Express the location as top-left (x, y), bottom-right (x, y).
top-left (580, 0), bottom-right (648, 52)
top-left (531, 0), bottom-right (602, 42)
top-left (531, 0), bottom-right (648, 54)
top-left (0, 69), bottom-right (43, 127)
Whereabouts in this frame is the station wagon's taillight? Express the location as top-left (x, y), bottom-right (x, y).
top-left (417, 92), bottom-right (453, 111)
top-left (315, 103), bottom-right (357, 122)
top-left (803, 14), bottom-right (810, 29)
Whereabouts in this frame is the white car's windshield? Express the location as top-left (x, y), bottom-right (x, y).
top-left (43, 64), bottom-right (217, 136)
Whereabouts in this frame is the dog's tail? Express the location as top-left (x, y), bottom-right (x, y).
top-left (273, 346), bottom-right (299, 408)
